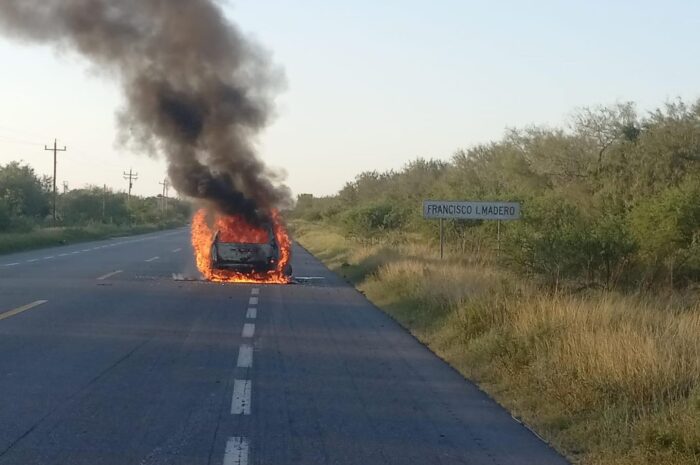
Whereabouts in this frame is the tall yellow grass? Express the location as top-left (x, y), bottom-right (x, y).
top-left (293, 221), bottom-right (700, 465)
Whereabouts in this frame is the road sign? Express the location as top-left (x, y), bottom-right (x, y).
top-left (423, 200), bottom-right (522, 259)
top-left (423, 200), bottom-right (521, 220)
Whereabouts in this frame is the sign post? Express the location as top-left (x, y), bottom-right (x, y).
top-left (422, 200), bottom-right (521, 259)
top-left (497, 219), bottom-right (501, 257)
top-left (439, 218), bottom-right (444, 259)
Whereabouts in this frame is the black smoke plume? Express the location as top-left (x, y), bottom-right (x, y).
top-left (0, 0), bottom-right (290, 223)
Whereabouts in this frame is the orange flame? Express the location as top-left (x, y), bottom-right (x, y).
top-left (191, 208), bottom-right (291, 284)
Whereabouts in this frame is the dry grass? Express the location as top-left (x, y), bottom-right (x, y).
top-left (293, 220), bottom-right (700, 465)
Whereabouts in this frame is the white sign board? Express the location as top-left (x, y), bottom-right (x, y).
top-left (423, 200), bottom-right (521, 220)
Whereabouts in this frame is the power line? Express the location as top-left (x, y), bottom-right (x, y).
top-left (0, 135), bottom-right (44, 147)
top-left (44, 139), bottom-right (67, 225)
top-left (0, 123), bottom-right (51, 142)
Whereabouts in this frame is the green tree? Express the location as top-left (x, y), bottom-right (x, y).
top-left (0, 162), bottom-right (50, 218)
top-left (294, 98), bottom-right (700, 289)
top-left (0, 162), bottom-right (50, 230)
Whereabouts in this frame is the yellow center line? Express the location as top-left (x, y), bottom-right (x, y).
top-left (0, 300), bottom-right (48, 322)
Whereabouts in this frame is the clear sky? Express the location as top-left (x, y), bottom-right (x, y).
top-left (0, 0), bottom-right (698, 197)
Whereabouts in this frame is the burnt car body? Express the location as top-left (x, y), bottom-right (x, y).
top-left (210, 225), bottom-right (291, 275)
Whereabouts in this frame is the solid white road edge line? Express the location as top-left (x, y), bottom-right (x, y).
top-left (248, 296), bottom-right (258, 306)
top-left (250, 288), bottom-right (259, 295)
top-left (97, 270), bottom-right (123, 280)
top-left (224, 437), bottom-right (249, 465)
top-left (242, 323), bottom-right (255, 338)
top-left (246, 308), bottom-right (257, 319)
top-left (231, 379), bottom-right (251, 415)
top-left (237, 344), bottom-right (253, 368)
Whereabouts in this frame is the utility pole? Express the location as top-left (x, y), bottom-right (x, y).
top-left (44, 139), bottom-right (67, 225)
top-left (123, 169), bottom-right (138, 226)
top-left (102, 184), bottom-right (107, 223)
top-left (159, 178), bottom-right (170, 215)
top-left (123, 169), bottom-right (138, 206)
top-left (62, 181), bottom-right (69, 194)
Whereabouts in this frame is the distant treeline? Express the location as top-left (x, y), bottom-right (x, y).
top-left (0, 161), bottom-right (191, 231)
top-left (293, 99), bottom-right (700, 288)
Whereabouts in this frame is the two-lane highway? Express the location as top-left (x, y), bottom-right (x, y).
top-left (0, 227), bottom-right (569, 464)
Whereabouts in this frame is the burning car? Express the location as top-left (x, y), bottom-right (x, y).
top-left (210, 223), bottom-right (291, 275)
top-left (192, 209), bottom-right (292, 284)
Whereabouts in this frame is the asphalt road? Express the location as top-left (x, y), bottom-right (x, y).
top-left (0, 227), bottom-right (569, 465)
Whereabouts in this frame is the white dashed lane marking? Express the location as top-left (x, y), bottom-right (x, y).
top-left (231, 379), bottom-right (251, 415)
top-left (237, 344), bottom-right (253, 368)
top-left (97, 270), bottom-right (123, 281)
top-left (223, 285), bottom-right (259, 463)
top-left (224, 437), bottom-right (249, 465)
top-left (0, 300), bottom-right (48, 322)
top-left (0, 231), bottom-right (183, 268)
top-left (242, 323), bottom-right (255, 338)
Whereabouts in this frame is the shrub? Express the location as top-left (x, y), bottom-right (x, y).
top-left (629, 181), bottom-right (700, 285)
top-left (340, 203), bottom-right (408, 238)
top-left (505, 194), bottom-right (636, 287)
top-left (0, 198), bottom-right (10, 232)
